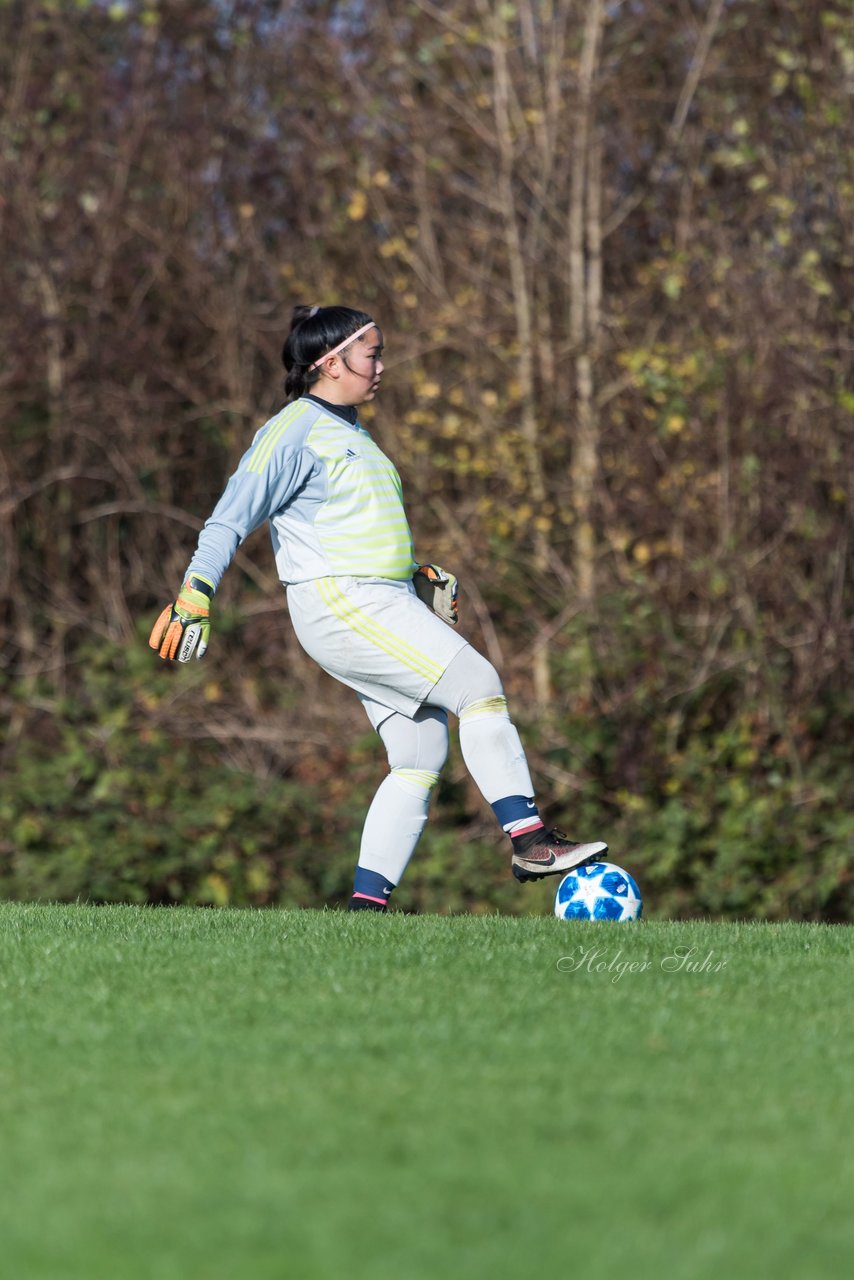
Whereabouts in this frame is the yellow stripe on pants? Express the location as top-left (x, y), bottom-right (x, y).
top-left (316, 579), bottom-right (444, 685)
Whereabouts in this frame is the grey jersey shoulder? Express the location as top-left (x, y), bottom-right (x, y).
top-left (242, 398), bottom-right (327, 473)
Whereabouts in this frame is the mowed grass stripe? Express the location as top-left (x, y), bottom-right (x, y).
top-left (0, 904), bottom-right (851, 1280)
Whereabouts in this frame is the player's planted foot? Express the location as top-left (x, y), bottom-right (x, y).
top-left (349, 867), bottom-right (395, 912)
top-left (511, 829), bottom-right (608, 883)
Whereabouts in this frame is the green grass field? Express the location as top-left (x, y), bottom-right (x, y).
top-left (0, 903), bottom-right (851, 1280)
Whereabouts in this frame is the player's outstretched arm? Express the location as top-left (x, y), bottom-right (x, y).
top-left (149, 422), bottom-right (316, 663)
top-left (149, 574), bottom-right (216, 662)
top-left (413, 563), bottom-right (459, 626)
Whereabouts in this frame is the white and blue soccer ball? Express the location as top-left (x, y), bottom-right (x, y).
top-left (554, 861), bottom-right (643, 922)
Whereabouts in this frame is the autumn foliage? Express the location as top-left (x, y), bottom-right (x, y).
top-left (1, 0), bottom-right (851, 917)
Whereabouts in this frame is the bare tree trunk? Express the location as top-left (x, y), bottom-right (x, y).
top-left (490, 4), bottom-right (552, 705)
top-left (567, 0), bottom-right (605, 694)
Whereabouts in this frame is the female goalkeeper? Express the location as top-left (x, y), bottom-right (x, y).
top-left (150, 305), bottom-right (607, 910)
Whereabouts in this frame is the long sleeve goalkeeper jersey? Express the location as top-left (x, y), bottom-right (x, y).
top-left (184, 397), bottom-right (417, 589)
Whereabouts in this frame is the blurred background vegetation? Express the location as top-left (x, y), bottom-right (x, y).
top-left (1, 0), bottom-right (851, 918)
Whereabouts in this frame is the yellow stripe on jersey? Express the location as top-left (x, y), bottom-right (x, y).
top-left (316, 578), bottom-right (444, 685)
top-left (309, 419), bottom-right (415, 579)
top-left (246, 403), bottom-right (311, 475)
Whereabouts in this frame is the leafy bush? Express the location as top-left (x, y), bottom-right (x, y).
top-left (2, 636), bottom-right (850, 920)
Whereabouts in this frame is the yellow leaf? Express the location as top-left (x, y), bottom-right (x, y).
top-left (247, 864), bottom-right (271, 895)
top-left (347, 190), bottom-right (368, 221)
top-left (202, 873), bottom-right (230, 907)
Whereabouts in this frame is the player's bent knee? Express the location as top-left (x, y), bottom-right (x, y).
top-left (380, 706), bottom-right (449, 774)
top-left (429, 646), bottom-right (506, 719)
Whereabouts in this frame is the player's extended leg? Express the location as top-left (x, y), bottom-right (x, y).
top-left (428, 648), bottom-right (607, 882)
top-left (348, 706), bottom-right (449, 912)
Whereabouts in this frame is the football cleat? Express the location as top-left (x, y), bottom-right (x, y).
top-left (511, 829), bottom-right (608, 883)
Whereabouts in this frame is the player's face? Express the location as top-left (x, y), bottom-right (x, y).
top-left (339, 328), bottom-right (384, 403)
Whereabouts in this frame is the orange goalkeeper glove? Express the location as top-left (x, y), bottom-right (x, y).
top-left (149, 574), bottom-right (215, 661)
top-left (413, 564), bottom-right (459, 626)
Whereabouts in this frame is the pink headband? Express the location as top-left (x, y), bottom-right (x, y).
top-left (310, 321), bottom-right (376, 369)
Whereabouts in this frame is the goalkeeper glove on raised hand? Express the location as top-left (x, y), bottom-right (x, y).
top-left (149, 574), bottom-right (215, 661)
top-left (413, 563), bottom-right (459, 626)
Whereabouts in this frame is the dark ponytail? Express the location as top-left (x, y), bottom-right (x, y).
top-left (282, 304), bottom-right (375, 400)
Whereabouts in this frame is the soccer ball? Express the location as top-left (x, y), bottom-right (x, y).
top-left (554, 862), bottom-right (643, 922)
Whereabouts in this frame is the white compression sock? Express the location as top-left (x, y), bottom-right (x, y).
top-left (458, 695), bottom-right (535, 805)
top-left (429, 649), bottom-right (536, 806)
top-left (358, 768), bottom-right (438, 887)
top-left (357, 707), bottom-right (448, 888)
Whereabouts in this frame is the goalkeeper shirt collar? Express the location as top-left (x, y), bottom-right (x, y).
top-left (307, 394), bottom-right (358, 426)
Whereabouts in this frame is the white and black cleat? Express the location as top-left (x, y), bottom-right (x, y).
top-left (511, 831), bottom-right (608, 883)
